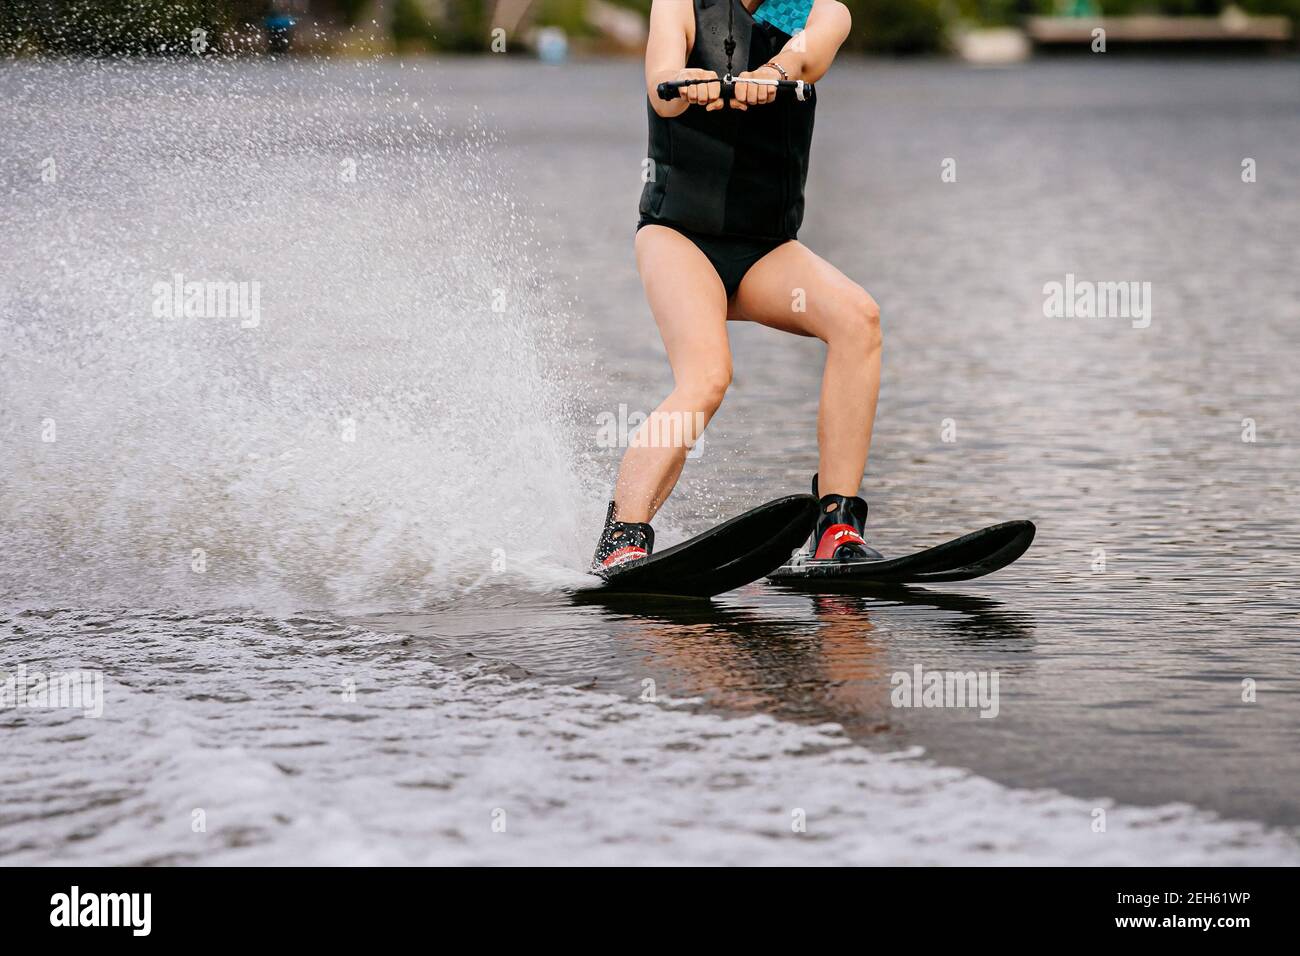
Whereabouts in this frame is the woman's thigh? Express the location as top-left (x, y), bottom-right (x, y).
top-left (728, 240), bottom-right (874, 340)
top-left (635, 225), bottom-right (732, 385)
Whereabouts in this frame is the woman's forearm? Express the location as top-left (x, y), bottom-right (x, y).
top-left (645, 0), bottom-right (693, 117)
top-left (768, 0), bottom-right (852, 83)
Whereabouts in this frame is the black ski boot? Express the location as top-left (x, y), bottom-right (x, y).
top-left (591, 501), bottom-right (655, 573)
top-left (810, 474), bottom-right (884, 562)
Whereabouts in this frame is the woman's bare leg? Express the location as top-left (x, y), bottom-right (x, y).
top-left (729, 241), bottom-right (882, 497)
top-left (612, 225), bottom-right (733, 523)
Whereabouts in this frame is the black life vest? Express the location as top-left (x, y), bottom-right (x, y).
top-left (638, 0), bottom-right (816, 240)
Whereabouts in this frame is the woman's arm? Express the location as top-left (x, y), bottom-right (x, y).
top-left (766, 0), bottom-right (852, 84)
top-left (645, 0), bottom-right (725, 116)
top-left (732, 0), bottom-right (851, 109)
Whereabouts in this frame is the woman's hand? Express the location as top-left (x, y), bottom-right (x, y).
top-left (728, 65), bottom-right (782, 111)
top-left (675, 68), bottom-right (725, 111)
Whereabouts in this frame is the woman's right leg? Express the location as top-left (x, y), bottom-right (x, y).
top-left (611, 225), bottom-right (732, 523)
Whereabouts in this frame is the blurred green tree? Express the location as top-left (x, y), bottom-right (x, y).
top-left (841, 0), bottom-right (948, 52)
top-left (0, 0), bottom-right (244, 55)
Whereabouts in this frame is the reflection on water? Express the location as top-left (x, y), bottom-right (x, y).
top-left (374, 552), bottom-right (1300, 827)
top-left (372, 582), bottom-right (1042, 776)
top-left (574, 586), bottom-right (1032, 724)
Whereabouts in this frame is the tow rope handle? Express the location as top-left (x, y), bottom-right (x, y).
top-left (656, 76), bottom-right (814, 103)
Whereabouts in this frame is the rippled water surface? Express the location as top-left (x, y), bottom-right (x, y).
top-left (2, 55), bottom-right (1298, 864)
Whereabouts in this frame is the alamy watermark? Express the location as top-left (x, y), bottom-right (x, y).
top-left (890, 664), bottom-right (999, 718)
top-left (151, 272), bottom-right (261, 328)
top-left (50, 886), bottom-right (150, 936)
top-left (596, 404), bottom-right (706, 457)
top-left (0, 665), bottom-right (104, 718)
top-left (1043, 273), bottom-right (1151, 329)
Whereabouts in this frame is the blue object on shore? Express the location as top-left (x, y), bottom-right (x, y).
top-left (266, 14), bottom-right (296, 54)
top-left (536, 27), bottom-right (568, 64)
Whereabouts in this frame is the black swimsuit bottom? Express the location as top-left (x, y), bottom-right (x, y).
top-left (637, 219), bottom-right (785, 299)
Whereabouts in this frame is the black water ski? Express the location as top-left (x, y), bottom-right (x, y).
top-left (588, 495), bottom-right (817, 599)
top-left (768, 520), bottom-right (1035, 586)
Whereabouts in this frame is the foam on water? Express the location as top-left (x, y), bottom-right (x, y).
top-left (1, 57), bottom-right (595, 612)
top-left (4, 609), bottom-right (1298, 865)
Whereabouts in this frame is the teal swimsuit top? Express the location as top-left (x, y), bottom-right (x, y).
top-left (753, 0), bottom-right (814, 37)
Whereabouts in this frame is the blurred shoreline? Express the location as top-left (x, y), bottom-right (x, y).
top-left (1, 0), bottom-right (1295, 62)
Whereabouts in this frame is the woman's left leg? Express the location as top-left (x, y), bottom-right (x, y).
top-left (729, 241), bottom-right (882, 497)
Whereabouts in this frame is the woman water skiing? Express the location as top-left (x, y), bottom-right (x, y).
top-left (593, 0), bottom-right (882, 571)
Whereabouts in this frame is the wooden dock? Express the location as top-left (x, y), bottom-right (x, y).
top-left (1027, 12), bottom-right (1292, 49)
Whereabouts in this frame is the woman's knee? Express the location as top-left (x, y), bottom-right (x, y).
top-left (825, 287), bottom-right (881, 352)
top-left (677, 363), bottom-right (732, 413)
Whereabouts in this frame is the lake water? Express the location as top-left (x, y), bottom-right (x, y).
top-left (2, 54), bottom-right (1298, 864)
